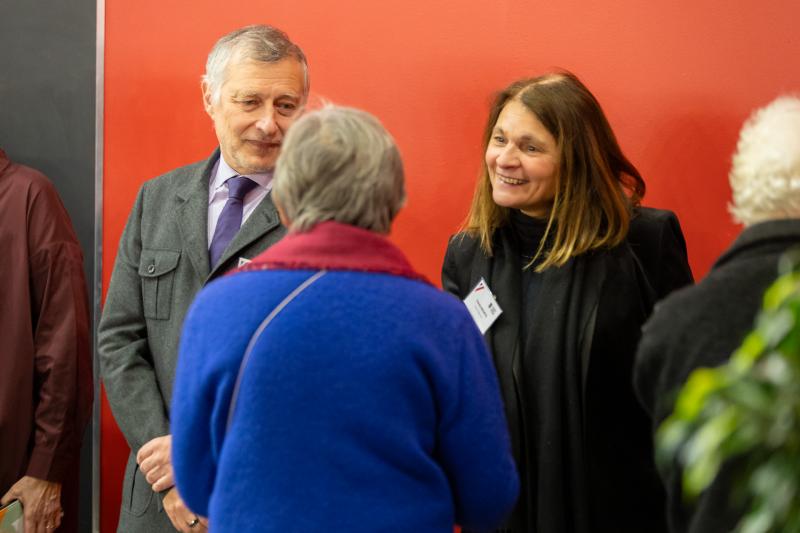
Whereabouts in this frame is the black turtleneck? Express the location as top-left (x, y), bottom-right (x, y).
top-left (509, 209), bottom-right (549, 263)
top-left (509, 210), bottom-right (549, 353)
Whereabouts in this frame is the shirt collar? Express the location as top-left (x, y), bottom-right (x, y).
top-left (209, 153), bottom-right (274, 197)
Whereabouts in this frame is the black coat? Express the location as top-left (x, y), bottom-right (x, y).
top-left (628, 207), bottom-right (694, 301)
top-left (634, 218), bottom-right (800, 533)
top-left (443, 219), bottom-right (673, 532)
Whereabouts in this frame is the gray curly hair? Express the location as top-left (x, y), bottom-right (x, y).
top-left (729, 96), bottom-right (800, 226)
top-left (273, 106), bottom-right (406, 234)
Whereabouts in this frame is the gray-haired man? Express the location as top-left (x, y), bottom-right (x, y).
top-left (98, 25), bottom-right (308, 532)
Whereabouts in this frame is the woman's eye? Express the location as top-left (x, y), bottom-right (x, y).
top-left (526, 145), bottom-right (538, 153)
top-left (493, 135), bottom-right (506, 144)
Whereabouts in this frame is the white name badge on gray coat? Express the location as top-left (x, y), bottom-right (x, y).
top-left (463, 277), bottom-right (503, 334)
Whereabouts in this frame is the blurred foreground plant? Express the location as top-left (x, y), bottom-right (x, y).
top-left (657, 252), bottom-right (800, 533)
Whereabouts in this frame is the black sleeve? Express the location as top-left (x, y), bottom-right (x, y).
top-left (629, 207), bottom-right (694, 301)
top-left (441, 234), bottom-right (470, 298)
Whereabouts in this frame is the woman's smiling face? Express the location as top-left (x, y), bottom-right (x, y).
top-left (485, 99), bottom-right (559, 218)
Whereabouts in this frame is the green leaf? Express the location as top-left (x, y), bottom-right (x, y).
top-left (673, 368), bottom-right (726, 420)
top-left (756, 309), bottom-right (794, 347)
top-left (762, 272), bottom-right (800, 311)
top-left (732, 332), bottom-right (767, 370)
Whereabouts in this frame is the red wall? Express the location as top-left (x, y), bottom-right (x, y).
top-left (103, 1), bottom-right (800, 530)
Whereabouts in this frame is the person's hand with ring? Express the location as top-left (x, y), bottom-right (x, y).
top-left (163, 487), bottom-right (207, 532)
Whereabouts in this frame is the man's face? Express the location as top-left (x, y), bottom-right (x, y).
top-left (203, 58), bottom-right (305, 174)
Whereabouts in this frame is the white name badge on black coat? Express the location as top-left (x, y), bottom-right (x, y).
top-left (463, 277), bottom-right (503, 334)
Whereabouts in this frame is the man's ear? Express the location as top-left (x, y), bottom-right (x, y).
top-left (277, 206), bottom-right (291, 229)
top-left (201, 80), bottom-right (214, 116)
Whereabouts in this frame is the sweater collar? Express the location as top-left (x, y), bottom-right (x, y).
top-left (240, 221), bottom-right (430, 284)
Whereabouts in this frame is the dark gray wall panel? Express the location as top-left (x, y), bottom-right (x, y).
top-left (0, 1), bottom-right (96, 265)
top-left (0, 1), bottom-right (97, 531)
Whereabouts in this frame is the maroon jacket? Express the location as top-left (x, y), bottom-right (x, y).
top-left (0, 150), bottom-right (92, 521)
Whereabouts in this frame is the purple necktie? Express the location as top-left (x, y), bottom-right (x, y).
top-left (209, 176), bottom-right (258, 268)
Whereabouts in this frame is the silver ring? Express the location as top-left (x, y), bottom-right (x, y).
top-left (187, 517), bottom-right (199, 528)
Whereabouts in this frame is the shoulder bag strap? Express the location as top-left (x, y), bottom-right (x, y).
top-left (225, 270), bottom-right (327, 434)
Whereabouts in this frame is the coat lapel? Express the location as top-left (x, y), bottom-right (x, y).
top-left (488, 227), bottom-right (523, 384)
top-left (478, 227), bottom-right (524, 460)
top-left (176, 152), bottom-right (217, 282)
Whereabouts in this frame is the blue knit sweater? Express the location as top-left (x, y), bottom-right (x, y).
top-left (171, 230), bottom-right (518, 532)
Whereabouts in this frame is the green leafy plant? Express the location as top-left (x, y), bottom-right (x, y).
top-left (657, 252), bottom-right (800, 533)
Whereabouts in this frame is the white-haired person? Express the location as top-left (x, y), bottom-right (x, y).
top-left (634, 95), bottom-right (800, 532)
top-left (170, 106), bottom-right (519, 532)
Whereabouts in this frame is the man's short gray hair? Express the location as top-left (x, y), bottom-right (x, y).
top-left (273, 106), bottom-right (406, 234)
top-left (203, 24), bottom-right (308, 104)
top-left (729, 95), bottom-right (800, 226)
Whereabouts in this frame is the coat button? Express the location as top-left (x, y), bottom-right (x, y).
top-left (147, 264), bottom-right (155, 274)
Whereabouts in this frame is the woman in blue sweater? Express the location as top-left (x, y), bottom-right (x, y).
top-left (171, 106), bottom-right (519, 532)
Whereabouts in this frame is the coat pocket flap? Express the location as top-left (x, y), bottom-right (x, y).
top-left (138, 249), bottom-right (181, 278)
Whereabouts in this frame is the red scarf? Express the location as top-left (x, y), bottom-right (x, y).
top-left (238, 221), bottom-right (430, 285)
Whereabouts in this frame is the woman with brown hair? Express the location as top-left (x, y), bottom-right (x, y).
top-left (442, 72), bottom-right (671, 532)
